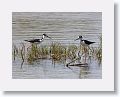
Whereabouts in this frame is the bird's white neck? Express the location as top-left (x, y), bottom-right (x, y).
top-left (79, 38), bottom-right (82, 42)
top-left (79, 38), bottom-right (83, 45)
top-left (42, 35), bottom-right (45, 39)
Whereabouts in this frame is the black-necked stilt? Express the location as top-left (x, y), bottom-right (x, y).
top-left (75, 36), bottom-right (95, 46)
top-left (75, 35), bottom-right (95, 63)
top-left (24, 34), bottom-right (51, 44)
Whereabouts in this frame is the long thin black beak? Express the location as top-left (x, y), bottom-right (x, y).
top-left (46, 35), bottom-right (52, 39)
top-left (74, 38), bottom-right (80, 41)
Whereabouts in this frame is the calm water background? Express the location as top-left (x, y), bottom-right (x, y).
top-left (12, 12), bottom-right (102, 79)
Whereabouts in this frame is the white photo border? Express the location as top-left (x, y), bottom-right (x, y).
top-left (0, 0), bottom-right (114, 91)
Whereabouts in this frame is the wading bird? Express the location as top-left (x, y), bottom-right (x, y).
top-left (24, 34), bottom-right (51, 44)
top-left (75, 35), bottom-right (95, 63)
top-left (75, 36), bottom-right (95, 46)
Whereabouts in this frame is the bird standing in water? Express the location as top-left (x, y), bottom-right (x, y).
top-left (24, 33), bottom-right (52, 51)
top-left (75, 35), bottom-right (95, 46)
top-left (75, 35), bottom-right (95, 63)
top-left (24, 34), bottom-right (51, 44)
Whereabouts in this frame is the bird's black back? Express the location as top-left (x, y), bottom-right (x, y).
top-left (82, 40), bottom-right (95, 45)
top-left (25, 39), bottom-right (40, 43)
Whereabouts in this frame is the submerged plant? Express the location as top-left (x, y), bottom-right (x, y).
top-left (38, 45), bottom-right (49, 59)
top-left (50, 42), bottom-right (67, 61)
top-left (20, 43), bottom-right (25, 68)
top-left (26, 44), bottom-right (40, 64)
top-left (94, 36), bottom-right (102, 64)
top-left (67, 45), bottom-right (78, 60)
top-left (12, 44), bottom-right (19, 61)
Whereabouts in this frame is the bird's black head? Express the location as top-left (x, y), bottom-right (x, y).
top-left (79, 35), bottom-right (82, 38)
top-left (75, 35), bottom-right (82, 41)
top-left (43, 34), bottom-right (47, 36)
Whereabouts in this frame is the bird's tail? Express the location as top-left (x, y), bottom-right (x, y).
top-left (91, 42), bottom-right (95, 44)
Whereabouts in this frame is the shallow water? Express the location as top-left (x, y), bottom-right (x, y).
top-left (12, 12), bottom-right (102, 79)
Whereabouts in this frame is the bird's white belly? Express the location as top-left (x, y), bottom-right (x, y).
top-left (81, 41), bottom-right (88, 46)
top-left (34, 39), bottom-right (43, 44)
